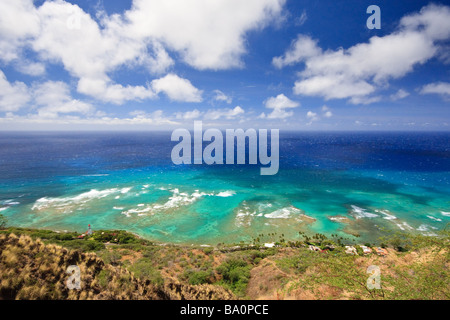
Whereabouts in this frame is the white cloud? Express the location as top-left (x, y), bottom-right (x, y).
top-left (295, 10), bottom-right (307, 27)
top-left (274, 4), bottom-right (450, 104)
top-left (299, 106), bottom-right (333, 124)
top-left (0, 0), bottom-right (40, 63)
top-left (0, 0), bottom-right (212, 105)
top-left (306, 111), bottom-right (319, 124)
top-left (0, 70), bottom-right (96, 118)
top-left (265, 93), bottom-right (299, 109)
top-left (272, 35), bottom-right (321, 69)
top-left (213, 90), bottom-right (232, 104)
top-left (77, 77), bottom-right (155, 104)
top-left (0, 0), bottom-right (286, 106)
top-left (26, 0), bottom-right (172, 103)
top-left (390, 89), bottom-right (410, 101)
top-left (322, 105), bottom-right (332, 118)
top-left (260, 93), bottom-right (299, 119)
top-left (349, 96), bottom-right (381, 105)
top-left (151, 73), bottom-right (203, 102)
top-left (420, 82), bottom-right (450, 97)
top-left (0, 110), bottom-right (179, 127)
top-left (400, 4), bottom-right (450, 41)
top-left (176, 106), bottom-right (244, 121)
top-left (15, 61), bottom-right (46, 76)
top-left (0, 70), bottom-right (31, 112)
top-left (175, 109), bottom-right (203, 120)
top-left (122, 110), bottom-right (178, 125)
top-left (204, 106), bottom-right (244, 120)
top-left (32, 81), bottom-right (94, 118)
top-left (124, 0), bottom-right (285, 70)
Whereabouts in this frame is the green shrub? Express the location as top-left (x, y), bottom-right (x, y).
top-left (55, 233), bottom-right (74, 241)
top-left (98, 269), bottom-right (111, 288)
top-left (128, 258), bottom-right (164, 287)
top-left (98, 250), bottom-right (122, 265)
top-left (202, 247), bottom-right (213, 255)
top-left (216, 258), bottom-right (251, 297)
top-left (61, 239), bottom-right (105, 251)
top-left (183, 270), bottom-right (213, 285)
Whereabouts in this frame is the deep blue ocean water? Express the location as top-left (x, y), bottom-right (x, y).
top-left (0, 131), bottom-right (449, 244)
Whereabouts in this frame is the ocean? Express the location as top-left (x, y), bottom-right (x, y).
top-left (0, 131), bottom-right (449, 245)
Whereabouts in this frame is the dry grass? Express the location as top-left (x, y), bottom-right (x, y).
top-left (0, 233), bottom-right (234, 300)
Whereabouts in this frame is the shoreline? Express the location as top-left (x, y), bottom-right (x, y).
top-left (3, 223), bottom-right (443, 250)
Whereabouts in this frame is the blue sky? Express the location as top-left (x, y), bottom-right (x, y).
top-left (0, 0), bottom-right (449, 131)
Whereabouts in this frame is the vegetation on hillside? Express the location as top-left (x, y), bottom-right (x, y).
top-left (0, 230), bottom-right (234, 300)
top-left (0, 218), bottom-right (448, 300)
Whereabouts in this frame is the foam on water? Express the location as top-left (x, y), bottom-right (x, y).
top-left (264, 206), bottom-right (301, 219)
top-left (329, 216), bottom-right (348, 222)
top-left (417, 224), bottom-right (438, 236)
top-left (216, 191), bottom-right (236, 197)
top-left (350, 205), bottom-right (379, 219)
top-left (120, 188), bottom-right (213, 217)
top-left (375, 209), bottom-right (397, 220)
top-left (32, 187), bottom-right (131, 211)
top-left (1, 200), bottom-right (20, 206)
top-left (235, 202), bottom-right (256, 227)
top-left (395, 221), bottom-right (414, 231)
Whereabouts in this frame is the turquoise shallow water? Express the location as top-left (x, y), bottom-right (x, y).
top-left (0, 132), bottom-right (449, 244)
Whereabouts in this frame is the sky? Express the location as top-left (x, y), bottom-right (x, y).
top-left (0, 0), bottom-right (449, 131)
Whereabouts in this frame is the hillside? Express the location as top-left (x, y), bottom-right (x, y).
top-left (0, 232), bottom-right (234, 300)
top-left (0, 227), bottom-right (448, 300)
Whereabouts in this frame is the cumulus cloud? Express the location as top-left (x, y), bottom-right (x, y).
top-left (272, 35), bottom-right (321, 69)
top-left (77, 78), bottom-right (155, 104)
top-left (0, 70), bottom-right (96, 118)
top-left (213, 90), bottom-right (232, 104)
top-left (1, 0), bottom-right (259, 104)
top-left (151, 74), bottom-right (203, 102)
top-left (15, 61), bottom-right (46, 76)
top-left (175, 106), bottom-right (245, 121)
top-left (204, 106), bottom-right (244, 120)
top-left (0, 0), bottom-right (286, 111)
top-left (302, 106), bottom-right (333, 125)
top-left (273, 4), bottom-right (450, 104)
top-left (420, 82), bottom-right (450, 98)
top-left (175, 109), bottom-right (203, 120)
top-left (125, 110), bottom-right (179, 125)
top-left (322, 105), bottom-right (332, 118)
top-left (390, 89), bottom-right (410, 101)
top-left (32, 81), bottom-right (94, 118)
top-left (0, 70), bottom-right (31, 112)
top-left (306, 111), bottom-right (319, 124)
top-left (2, 0), bottom-right (285, 72)
top-left (0, 0), bottom-right (40, 63)
top-left (124, 0), bottom-right (285, 70)
top-left (30, 0), bottom-right (169, 103)
top-left (260, 94), bottom-right (299, 119)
